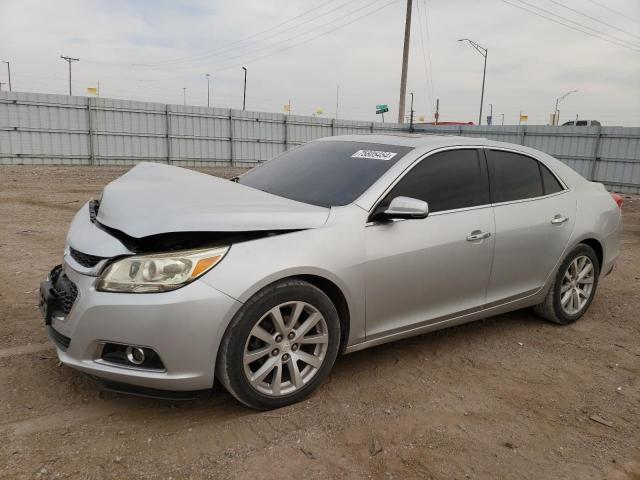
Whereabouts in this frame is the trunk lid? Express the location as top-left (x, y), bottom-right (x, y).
top-left (97, 163), bottom-right (330, 238)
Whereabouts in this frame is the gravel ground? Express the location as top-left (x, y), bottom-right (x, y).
top-left (0, 165), bottom-right (639, 480)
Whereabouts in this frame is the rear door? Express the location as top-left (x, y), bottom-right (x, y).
top-left (485, 149), bottom-right (576, 304)
top-left (364, 148), bottom-right (495, 338)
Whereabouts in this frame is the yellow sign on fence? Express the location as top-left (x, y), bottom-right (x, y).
top-left (87, 87), bottom-right (98, 95)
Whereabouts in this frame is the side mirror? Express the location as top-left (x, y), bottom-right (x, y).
top-left (382, 196), bottom-right (429, 220)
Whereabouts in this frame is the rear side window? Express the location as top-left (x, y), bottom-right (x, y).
top-left (378, 149), bottom-right (489, 214)
top-left (539, 163), bottom-right (564, 195)
top-left (487, 150), bottom-right (543, 203)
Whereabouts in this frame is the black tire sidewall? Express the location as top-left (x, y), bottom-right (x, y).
top-left (221, 281), bottom-right (340, 410)
top-left (551, 245), bottom-right (600, 324)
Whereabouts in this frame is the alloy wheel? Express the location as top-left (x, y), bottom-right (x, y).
top-left (560, 255), bottom-right (595, 315)
top-left (243, 301), bottom-right (329, 396)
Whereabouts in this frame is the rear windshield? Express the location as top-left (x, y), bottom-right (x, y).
top-left (238, 141), bottom-right (413, 207)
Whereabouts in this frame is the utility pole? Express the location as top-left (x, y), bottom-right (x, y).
top-left (183, 87), bottom-right (186, 106)
top-left (206, 73), bottom-right (211, 107)
top-left (501, 113), bottom-right (504, 125)
top-left (2, 61), bottom-right (11, 91)
top-left (397, 0), bottom-right (413, 123)
top-left (409, 92), bottom-right (415, 132)
top-left (489, 103), bottom-right (493, 125)
top-left (435, 98), bottom-right (440, 125)
top-left (457, 39), bottom-right (487, 126)
top-left (242, 66), bottom-right (247, 110)
top-left (335, 84), bottom-right (339, 119)
top-left (554, 89), bottom-right (578, 126)
top-left (60, 55), bottom-right (79, 96)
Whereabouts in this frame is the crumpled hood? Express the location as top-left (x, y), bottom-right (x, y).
top-left (97, 162), bottom-right (330, 238)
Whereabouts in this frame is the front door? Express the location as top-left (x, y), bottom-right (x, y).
top-left (364, 148), bottom-right (495, 339)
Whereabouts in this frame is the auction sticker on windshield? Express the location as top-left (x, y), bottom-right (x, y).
top-left (351, 150), bottom-right (398, 161)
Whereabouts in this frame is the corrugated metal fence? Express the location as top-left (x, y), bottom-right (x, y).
top-left (0, 91), bottom-right (405, 168)
top-left (1, 91), bottom-right (639, 193)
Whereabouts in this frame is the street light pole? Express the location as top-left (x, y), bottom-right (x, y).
top-left (458, 39), bottom-right (487, 126)
top-left (60, 55), bottom-right (79, 96)
top-left (397, 0), bottom-right (413, 123)
top-left (206, 73), bottom-right (211, 107)
top-left (2, 61), bottom-right (11, 91)
top-left (242, 66), bottom-right (247, 110)
top-left (554, 89), bottom-right (578, 126)
top-left (489, 103), bottom-right (493, 125)
top-left (183, 87), bottom-right (186, 106)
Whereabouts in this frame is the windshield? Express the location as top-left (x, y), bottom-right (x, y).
top-left (238, 140), bottom-right (413, 207)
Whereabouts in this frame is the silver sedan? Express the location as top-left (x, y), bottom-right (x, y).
top-left (40, 134), bottom-right (622, 409)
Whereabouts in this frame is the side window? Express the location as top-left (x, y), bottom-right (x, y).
top-left (378, 149), bottom-right (489, 214)
top-left (539, 163), bottom-right (564, 195)
top-left (487, 150), bottom-right (544, 203)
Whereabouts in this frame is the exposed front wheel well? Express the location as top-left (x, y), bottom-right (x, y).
top-left (296, 274), bottom-right (350, 354)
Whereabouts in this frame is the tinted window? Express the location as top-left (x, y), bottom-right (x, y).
top-left (378, 149), bottom-right (489, 214)
top-left (487, 150), bottom-right (544, 203)
top-left (576, 120), bottom-right (588, 126)
top-left (238, 141), bottom-right (413, 207)
top-left (540, 163), bottom-right (564, 195)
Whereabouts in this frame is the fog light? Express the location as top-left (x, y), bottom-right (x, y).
top-left (125, 346), bottom-right (145, 365)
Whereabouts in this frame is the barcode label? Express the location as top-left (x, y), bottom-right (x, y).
top-left (351, 150), bottom-right (398, 161)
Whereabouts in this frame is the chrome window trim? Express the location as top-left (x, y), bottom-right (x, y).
top-left (366, 144), bottom-right (570, 222)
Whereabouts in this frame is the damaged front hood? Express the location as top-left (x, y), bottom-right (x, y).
top-left (97, 162), bottom-right (330, 238)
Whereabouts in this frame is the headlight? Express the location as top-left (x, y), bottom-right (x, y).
top-left (95, 246), bottom-right (229, 293)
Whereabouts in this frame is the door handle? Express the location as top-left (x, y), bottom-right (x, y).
top-left (466, 230), bottom-right (491, 242)
top-left (551, 215), bottom-right (569, 225)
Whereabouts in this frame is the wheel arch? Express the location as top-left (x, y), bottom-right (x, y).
top-left (579, 238), bottom-right (603, 271)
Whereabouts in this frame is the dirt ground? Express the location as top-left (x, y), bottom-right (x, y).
top-left (0, 165), bottom-right (639, 480)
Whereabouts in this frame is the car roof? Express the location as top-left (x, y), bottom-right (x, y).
top-left (317, 133), bottom-right (508, 151)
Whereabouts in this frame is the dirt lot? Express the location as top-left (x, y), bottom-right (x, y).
top-left (0, 165), bottom-right (639, 480)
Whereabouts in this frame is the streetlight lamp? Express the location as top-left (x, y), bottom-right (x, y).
top-left (554, 90), bottom-right (578, 126)
top-left (1, 61), bottom-right (11, 91)
top-left (206, 73), bottom-right (211, 108)
top-left (458, 38), bottom-right (487, 126)
top-left (242, 67), bottom-right (247, 110)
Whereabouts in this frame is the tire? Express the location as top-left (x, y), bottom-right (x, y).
top-left (533, 244), bottom-right (600, 325)
top-left (216, 279), bottom-right (340, 410)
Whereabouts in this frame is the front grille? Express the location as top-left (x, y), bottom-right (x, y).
top-left (69, 247), bottom-right (105, 268)
top-left (47, 325), bottom-right (71, 351)
top-left (50, 267), bottom-right (78, 316)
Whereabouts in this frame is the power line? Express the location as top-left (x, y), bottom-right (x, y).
top-left (139, 0), bottom-right (346, 67)
top-left (514, 0), bottom-right (640, 50)
top-left (497, 0), bottom-right (640, 53)
top-left (157, 0), bottom-right (390, 72)
top-left (129, 0), bottom-right (399, 83)
top-left (415, 0), bottom-right (433, 115)
top-left (584, 0), bottom-right (640, 25)
top-left (546, 0), bottom-right (640, 41)
top-left (421, 0), bottom-right (435, 110)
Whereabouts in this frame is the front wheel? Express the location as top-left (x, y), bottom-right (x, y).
top-left (533, 244), bottom-right (600, 324)
top-left (216, 279), bottom-right (340, 410)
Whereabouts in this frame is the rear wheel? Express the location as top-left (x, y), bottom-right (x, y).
top-left (533, 244), bottom-right (600, 324)
top-left (216, 279), bottom-right (340, 410)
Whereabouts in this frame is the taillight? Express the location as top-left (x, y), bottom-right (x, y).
top-left (611, 193), bottom-right (623, 209)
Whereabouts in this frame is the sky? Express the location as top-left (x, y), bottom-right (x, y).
top-left (1, 0), bottom-right (639, 126)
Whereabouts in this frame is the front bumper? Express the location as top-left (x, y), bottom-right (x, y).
top-left (41, 263), bottom-right (242, 392)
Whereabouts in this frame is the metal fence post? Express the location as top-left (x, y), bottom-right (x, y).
top-left (589, 126), bottom-right (602, 181)
top-left (370, 121), bottom-right (374, 134)
top-left (229, 109), bottom-right (235, 166)
top-left (87, 97), bottom-right (95, 165)
top-left (165, 104), bottom-right (172, 164)
top-left (331, 118), bottom-right (335, 136)
top-left (283, 115), bottom-right (288, 152)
